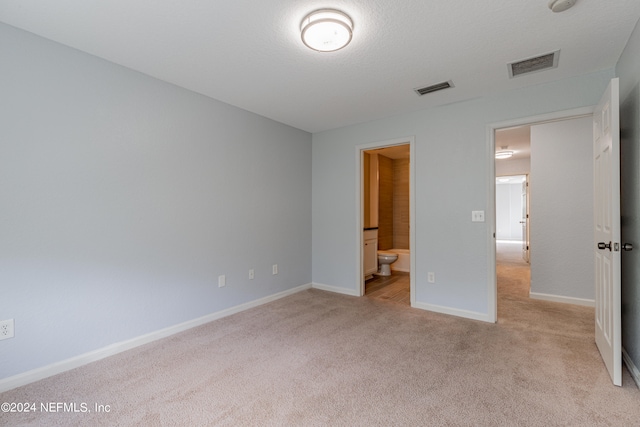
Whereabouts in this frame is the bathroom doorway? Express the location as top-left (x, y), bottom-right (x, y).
top-left (356, 137), bottom-right (415, 306)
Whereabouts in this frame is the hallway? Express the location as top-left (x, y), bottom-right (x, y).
top-left (497, 240), bottom-right (531, 304)
top-left (496, 240), bottom-right (594, 337)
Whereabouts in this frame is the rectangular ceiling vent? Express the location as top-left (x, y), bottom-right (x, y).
top-left (508, 50), bottom-right (560, 78)
top-left (414, 80), bottom-right (454, 96)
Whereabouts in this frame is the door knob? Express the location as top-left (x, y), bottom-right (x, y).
top-left (598, 241), bottom-right (612, 251)
top-left (623, 243), bottom-right (633, 251)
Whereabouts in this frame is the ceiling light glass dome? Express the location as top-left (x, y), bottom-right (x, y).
top-left (301, 9), bottom-right (353, 52)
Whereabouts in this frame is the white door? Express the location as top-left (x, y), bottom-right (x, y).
top-left (594, 78), bottom-right (622, 386)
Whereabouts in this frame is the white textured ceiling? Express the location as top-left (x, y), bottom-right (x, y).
top-left (2, 1), bottom-right (640, 133)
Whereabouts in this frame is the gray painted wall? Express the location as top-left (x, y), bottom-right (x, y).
top-left (0, 24), bottom-right (312, 380)
top-left (529, 117), bottom-right (594, 301)
top-left (312, 70), bottom-right (613, 317)
top-left (616, 18), bottom-right (640, 375)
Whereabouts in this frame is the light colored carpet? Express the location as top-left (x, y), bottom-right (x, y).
top-left (2, 245), bottom-right (640, 426)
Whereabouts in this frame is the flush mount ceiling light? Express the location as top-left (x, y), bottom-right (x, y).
top-left (495, 146), bottom-right (514, 159)
top-left (495, 151), bottom-right (514, 159)
top-left (301, 9), bottom-right (353, 52)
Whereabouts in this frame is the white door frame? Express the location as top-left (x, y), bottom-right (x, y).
top-left (356, 136), bottom-right (416, 305)
top-left (486, 107), bottom-right (594, 323)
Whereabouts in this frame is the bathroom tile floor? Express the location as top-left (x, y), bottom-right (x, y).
top-left (365, 272), bottom-right (410, 305)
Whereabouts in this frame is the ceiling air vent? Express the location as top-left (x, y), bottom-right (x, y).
top-left (508, 50), bottom-right (560, 78)
top-left (414, 80), bottom-right (454, 96)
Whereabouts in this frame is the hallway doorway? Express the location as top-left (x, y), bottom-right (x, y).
top-left (490, 108), bottom-right (596, 323)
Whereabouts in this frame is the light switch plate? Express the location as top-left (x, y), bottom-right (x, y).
top-left (472, 210), bottom-right (485, 222)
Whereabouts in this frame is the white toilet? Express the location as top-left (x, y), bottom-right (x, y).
top-left (376, 250), bottom-right (398, 276)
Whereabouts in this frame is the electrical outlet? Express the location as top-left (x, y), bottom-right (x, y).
top-left (428, 272), bottom-right (435, 283)
top-left (249, 269), bottom-right (255, 280)
top-left (272, 264), bottom-right (278, 275)
top-left (0, 319), bottom-right (14, 340)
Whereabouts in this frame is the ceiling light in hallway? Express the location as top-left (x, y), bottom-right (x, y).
top-left (495, 146), bottom-right (514, 159)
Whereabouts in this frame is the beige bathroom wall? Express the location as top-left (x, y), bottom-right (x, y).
top-left (378, 155), bottom-right (394, 250)
top-left (393, 158), bottom-right (410, 249)
top-left (363, 152), bottom-right (371, 228)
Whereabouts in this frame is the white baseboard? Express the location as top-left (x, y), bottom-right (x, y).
top-left (623, 347), bottom-right (640, 388)
top-left (311, 282), bottom-right (360, 296)
top-left (0, 283), bottom-right (312, 393)
top-left (412, 301), bottom-right (493, 323)
top-left (529, 292), bottom-right (595, 307)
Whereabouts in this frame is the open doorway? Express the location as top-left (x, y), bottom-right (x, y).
top-left (490, 108), bottom-right (596, 323)
top-left (356, 137), bottom-right (415, 306)
top-left (488, 81), bottom-right (622, 386)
